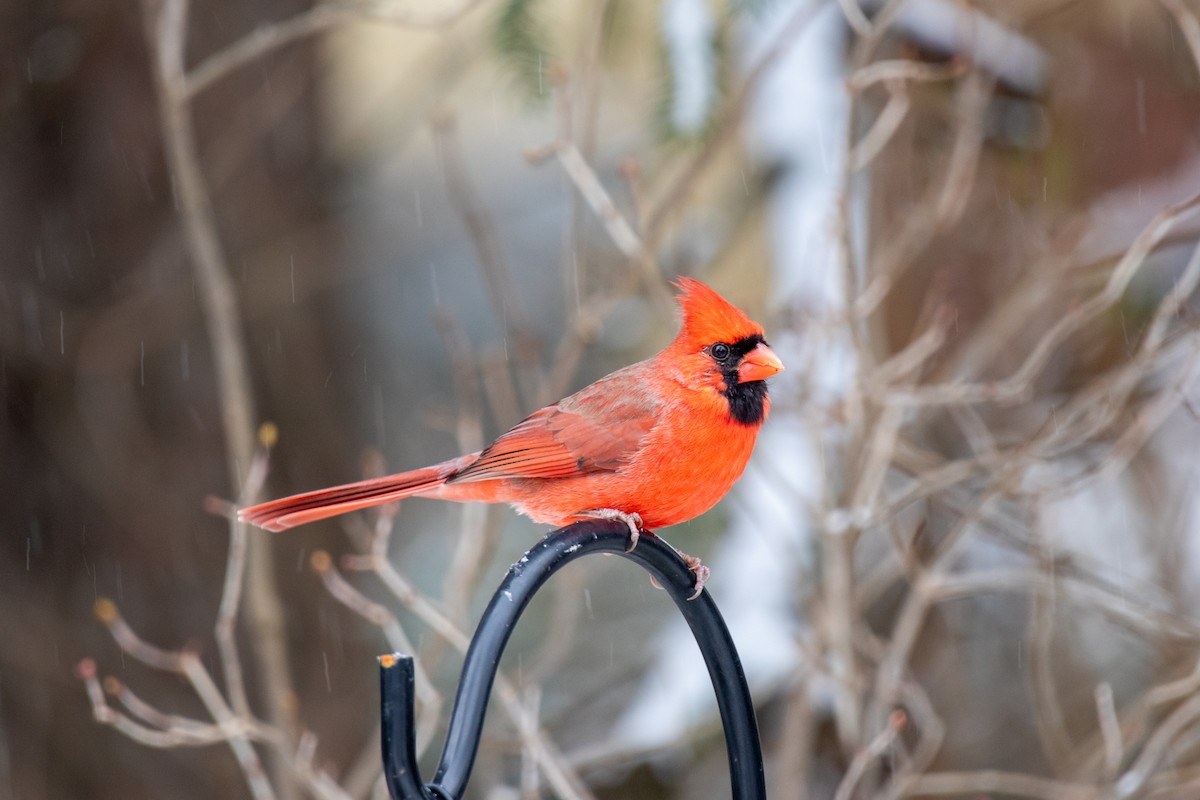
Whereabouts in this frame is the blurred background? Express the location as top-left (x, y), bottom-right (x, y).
top-left (6, 0), bottom-right (1200, 797)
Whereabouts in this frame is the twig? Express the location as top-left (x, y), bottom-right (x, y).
top-left (92, 598), bottom-right (181, 670)
top-left (215, 455), bottom-right (261, 719)
top-left (848, 69), bottom-right (993, 322)
top-left (836, 0), bottom-right (873, 37)
top-left (311, 551), bottom-right (442, 755)
top-left (1096, 683), bottom-right (1124, 779)
top-left (88, 600), bottom-right (277, 799)
top-left (1117, 690), bottom-right (1200, 798)
top-left (641, 0), bottom-right (823, 245)
top-left (900, 770), bottom-right (1098, 799)
top-left (848, 78), bottom-right (910, 172)
top-left (770, 680), bottom-right (817, 798)
top-left (550, 140), bottom-right (649, 264)
top-left (1160, 0), bottom-right (1200, 77)
top-left (931, 570), bottom-right (1200, 642)
top-left (78, 660), bottom-right (230, 747)
top-left (520, 687), bottom-right (544, 800)
top-left (338, 549), bottom-right (596, 800)
top-left (185, 0), bottom-right (487, 98)
top-left (1026, 545), bottom-right (1074, 771)
top-left (181, 652), bottom-right (278, 800)
top-left (343, 553), bottom-right (472, 650)
top-left (141, 2), bottom-right (299, 794)
top-left (823, 518), bottom-right (864, 749)
top-left (432, 113), bottom-right (534, 355)
top-left (185, 4), bottom-right (348, 99)
top-left (848, 57), bottom-right (968, 91)
top-left (1145, 655), bottom-right (1200, 709)
top-left (833, 710), bottom-right (906, 800)
top-left (886, 189), bottom-right (1200, 406)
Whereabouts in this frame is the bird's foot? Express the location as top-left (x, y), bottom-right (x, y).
top-left (647, 547), bottom-right (709, 600)
top-left (681, 553), bottom-right (711, 600)
top-left (578, 508), bottom-right (643, 552)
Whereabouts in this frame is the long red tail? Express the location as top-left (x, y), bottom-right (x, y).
top-left (239, 454), bottom-right (476, 532)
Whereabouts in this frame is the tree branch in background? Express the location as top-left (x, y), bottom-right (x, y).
top-left (141, 0), bottom-right (298, 794)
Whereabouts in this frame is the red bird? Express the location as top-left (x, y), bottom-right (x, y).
top-left (240, 278), bottom-right (783, 589)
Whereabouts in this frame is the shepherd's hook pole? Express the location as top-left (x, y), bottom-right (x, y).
top-left (380, 519), bottom-right (766, 800)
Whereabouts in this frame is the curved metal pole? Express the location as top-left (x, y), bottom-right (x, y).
top-left (379, 655), bottom-right (435, 798)
top-left (380, 520), bottom-right (765, 800)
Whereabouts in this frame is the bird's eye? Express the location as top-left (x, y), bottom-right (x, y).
top-left (710, 343), bottom-right (732, 361)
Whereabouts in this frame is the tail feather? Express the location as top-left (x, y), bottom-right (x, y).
top-left (239, 456), bottom-right (474, 531)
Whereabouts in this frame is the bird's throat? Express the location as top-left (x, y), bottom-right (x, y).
top-left (723, 377), bottom-right (768, 426)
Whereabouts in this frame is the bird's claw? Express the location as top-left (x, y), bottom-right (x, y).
top-left (647, 552), bottom-right (709, 600)
top-left (682, 554), bottom-right (710, 600)
top-left (577, 510), bottom-right (706, 598)
top-left (578, 508), bottom-right (643, 552)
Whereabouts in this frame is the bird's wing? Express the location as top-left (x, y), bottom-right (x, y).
top-left (450, 369), bottom-right (660, 483)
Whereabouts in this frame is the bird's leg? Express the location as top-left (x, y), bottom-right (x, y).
top-left (577, 508), bottom-right (643, 552)
top-left (575, 511), bottom-right (707, 598)
top-left (643, 541), bottom-right (710, 600)
top-left (678, 552), bottom-right (711, 600)
top-left (647, 554), bottom-right (709, 598)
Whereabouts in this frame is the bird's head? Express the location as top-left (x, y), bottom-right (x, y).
top-left (666, 277), bottom-right (785, 426)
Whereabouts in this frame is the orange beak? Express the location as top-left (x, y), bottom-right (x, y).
top-left (737, 342), bottom-right (785, 384)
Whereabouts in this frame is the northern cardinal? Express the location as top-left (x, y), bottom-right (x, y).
top-left (240, 278), bottom-right (783, 591)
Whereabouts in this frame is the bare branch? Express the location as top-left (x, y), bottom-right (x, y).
top-left (185, 0), bottom-right (487, 98)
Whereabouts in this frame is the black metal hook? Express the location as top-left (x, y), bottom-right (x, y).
top-left (380, 520), bottom-right (766, 799)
